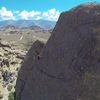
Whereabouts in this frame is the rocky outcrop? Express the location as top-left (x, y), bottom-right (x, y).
top-left (15, 40), bottom-right (45, 100)
top-left (0, 40), bottom-right (26, 100)
top-left (0, 41), bottom-right (11, 48)
top-left (16, 2), bottom-right (100, 100)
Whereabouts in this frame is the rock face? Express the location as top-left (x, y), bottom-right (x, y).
top-left (16, 2), bottom-right (100, 100)
top-left (15, 40), bottom-right (45, 100)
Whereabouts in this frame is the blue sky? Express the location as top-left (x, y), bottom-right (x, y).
top-left (0, 0), bottom-right (100, 21)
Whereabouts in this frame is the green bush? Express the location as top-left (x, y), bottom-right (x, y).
top-left (8, 92), bottom-right (14, 100)
top-left (8, 92), bottom-right (17, 100)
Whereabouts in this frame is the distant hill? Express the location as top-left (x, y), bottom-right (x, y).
top-left (0, 20), bottom-right (56, 29)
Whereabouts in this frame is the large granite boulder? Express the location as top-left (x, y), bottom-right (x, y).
top-left (16, 2), bottom-right (100, 100)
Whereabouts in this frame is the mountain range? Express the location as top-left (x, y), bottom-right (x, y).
top-left (0, 19), bottom-right (56, 29)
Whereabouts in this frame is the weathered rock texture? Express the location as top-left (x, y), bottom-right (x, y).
top-left (16, 2), bottom-right (100, 100)
top-left (15, 40), bottom-right (45, 100)
top-left (0, 40), bottom-right (26, 100)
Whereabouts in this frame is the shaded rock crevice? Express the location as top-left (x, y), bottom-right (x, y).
top-left (36, 66), bottom-right (67, 82)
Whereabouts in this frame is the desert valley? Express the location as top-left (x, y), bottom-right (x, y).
top-left (0, 22), bottom-right (52, 100)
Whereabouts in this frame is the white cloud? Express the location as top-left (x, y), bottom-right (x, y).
top-left (49, 8), bottom-right (56, 15)
top-left (43, 12), bottom-right (49, 17)
top-left (36, 16), bottom-right (42, 20)
top-left (14, 11), bottom-right (19, 14)
top-left (19, 10), bottom-right (41, 20)
top-left (0, 7), bottom-right (15, 20)
top-left (43, 8), bottom-right (60, 20)
top-left (0, 7), bottom-right (60, 21)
